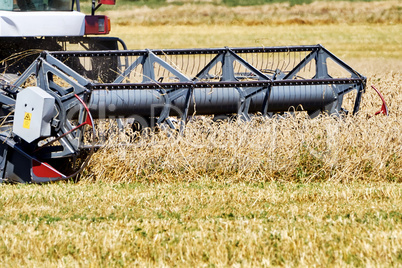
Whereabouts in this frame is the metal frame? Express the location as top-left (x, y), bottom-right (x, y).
top-left (50, 44), bottom-right (366, 124)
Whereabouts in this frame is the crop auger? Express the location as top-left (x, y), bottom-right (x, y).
top-left (0, 44), bottom-right (367, 183)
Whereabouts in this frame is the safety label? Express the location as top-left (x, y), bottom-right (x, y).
top-left (23, 112), bottom-right (32, 129)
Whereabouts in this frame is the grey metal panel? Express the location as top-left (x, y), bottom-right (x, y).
top-left (13, 86), bottom-right (56, 143)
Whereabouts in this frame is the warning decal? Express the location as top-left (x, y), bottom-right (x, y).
top-left (23, 112), bottom-right (32, 129)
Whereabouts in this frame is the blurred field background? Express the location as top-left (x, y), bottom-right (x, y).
top-left (1, 0), bottom-right (402, 266)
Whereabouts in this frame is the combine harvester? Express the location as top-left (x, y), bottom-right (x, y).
top-left (0, 0), bottom-right (369, 183)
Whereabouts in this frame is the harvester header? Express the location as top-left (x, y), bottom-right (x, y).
top-left (0, 44), bottom-right (367, 183)
top-left (0, 0), bottom-right (374, 183)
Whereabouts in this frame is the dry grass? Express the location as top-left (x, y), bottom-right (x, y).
top-left (111, 23), bottom-right (402, 60)
top-left (1, 182), bottom-right (402, 266)
top-left (104, 1), bottom-right (402, 26)
top-left (105, 1), bottom-right (401, 60)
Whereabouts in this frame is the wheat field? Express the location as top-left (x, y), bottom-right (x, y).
top-left (1, 1), bottom-right (402, 266)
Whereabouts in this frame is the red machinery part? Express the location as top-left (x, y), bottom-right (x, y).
top-left (98, 0), bottom-right (116, 4)
top-left (32, 160), bottom-right (66, 179)
top-left (85, 15), bottom-right (111, 35)
top-left (371, 85), bottom-right (389, 116)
